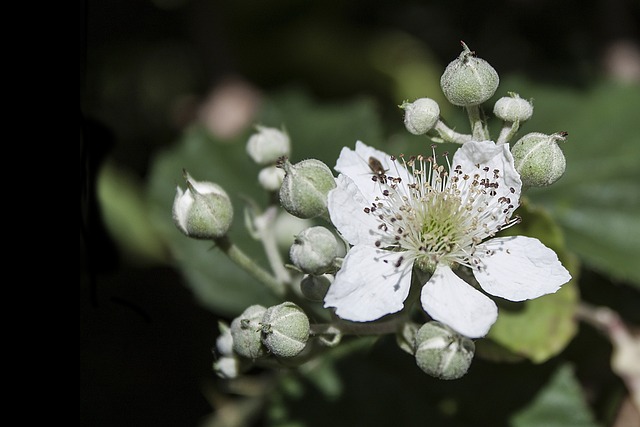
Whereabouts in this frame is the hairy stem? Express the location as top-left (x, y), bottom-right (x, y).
top-left (214, 235), bottom-right (286, 297)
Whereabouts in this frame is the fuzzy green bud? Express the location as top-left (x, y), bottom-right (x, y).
top-left (440, 42), bottom-right (499, 106)
top-left (230, 305), bottom-right (268, 360)
top-left (493, 93), bottom-right (533, 122)
top-left (279, 158), bottom-right (336, 219)
top-left (401, 98), bottom-right (440, 135)
top-left (396, 321), bottom-right (420, 355)
top-left (172, 172), bottom-right (233, 239)
top-left (290, 226), bottom-right (339, 275)
top-left (273, 212), bottom-right (314, 251)
top-left (261, 302), bottom-right (310, 358)
top-left (414, 321), bottom-right (475, 380)
top-left (246, 126), bottom-right (291, 165)
top-left (512, 132), bottom-right (567, 187)
top-left (300, 273), bottom-right (332, 302)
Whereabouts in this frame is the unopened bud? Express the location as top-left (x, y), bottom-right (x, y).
top-left (300, 274), bottom-right (332, 301)
top-left (213, 356), bottom-right (242, 379)
top-left (279, 158), bottom-right (336, 219)
top-left (414, 321), bottom-right (475, 380)
top-left (290, 226), bottom-right (339, 275)
top-left (230, 305), bottom-right (268, 360)
top-left (401, 98), bottom-right (440, 135)
top-left (172, 172), bottom-right (233, 239)
top-left (440, 42), bottom-right (499, 106)
top-left (493, 93), bottom-right (533, 122)
top-left (258, 165), bottom-right (286, 191)
top-left (246, 126), bottom-right (290, 165)
top-left (261, 302), bottom-right (310, 358)
top-left (396, 321), bottom-right (420, 355)
top-left (512, 132), bottom-right (567, 187)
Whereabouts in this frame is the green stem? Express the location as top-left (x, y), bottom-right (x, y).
top-left (432, 120), bottom-right (472, 145)
top-left (466, 105), bottom-right (489, 141)
top-left (255, 206), bottom-right (292, 285)
top-left (496, 120), bottom-right (520, 145)
top-left (311, 315), bottom-right (406, 336)
top-left (214, 235), bottom-right (286, 297)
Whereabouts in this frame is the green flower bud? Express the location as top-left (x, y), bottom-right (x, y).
top-left (246, 126), bottom-right (291, 165)
top-left (273, 212), bottom-right (314, 251)
top-left (493, 93), bottom-right (533, 122)
top-left (290, 226), bottom-right (339, 275)
top-left (261, 302), bottom-right (310, 358)
top-left (279, 158), bottom-right (336, 219)
top-left (230, 305), bottom-right (268, 360)
top-left (414, 321), bottom-right (475, 380)
top-left (300, 273), bottom-right (332, 302)
top-left (258, 165), bottom-right (285, 191)
top-left (440, 42), bottom-right (499, 106)
top-left (396, 321), bottom-right (420, 355)
top-left (172, 172), bottom-right (233, 239)
top-left (401, 98), bottom-right (440, 135)
top-left (512, 132), bottom-right (567, 187)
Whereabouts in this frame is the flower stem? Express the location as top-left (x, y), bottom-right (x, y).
top-left (311, 315), bottom-right (405, 336)
top-left (432, 120), bottom-right (473, 145)
top-left (214, 235), bottom-right (286, 297)
top-left (496, 120), bottom-right (520, 145)
top-left (254, 206), bottom-right (292, 285)
top-left (466, 105), bottom-right (489, 140)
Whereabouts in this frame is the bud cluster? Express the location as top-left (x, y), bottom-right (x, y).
top-left (216, 301), bottom-right (310, 377)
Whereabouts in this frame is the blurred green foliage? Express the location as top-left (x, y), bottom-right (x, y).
top-left (511, 364), bottom-right (601, 427)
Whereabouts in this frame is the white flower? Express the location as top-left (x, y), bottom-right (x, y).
top-left (324, 141), bottom-right (571, 338)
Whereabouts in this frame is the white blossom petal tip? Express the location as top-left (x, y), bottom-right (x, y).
top-left (324, 245), bottom-right (413, 322)
top-left (421, 265), bottom-right (498, 338)
top-left (474, 236), bottom-right (571, 302)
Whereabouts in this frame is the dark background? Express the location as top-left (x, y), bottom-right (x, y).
top-left (80, 1), bottom-right (639, 425)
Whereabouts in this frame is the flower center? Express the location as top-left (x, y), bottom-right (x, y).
top-left (364, 151), bottom-right (519, 273)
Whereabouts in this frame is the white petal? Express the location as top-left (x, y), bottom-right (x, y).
top-left (324, 245), bottom-right (412, 322)
top-left (473, 236), bottom-right (571, 301)
top-left (421, 264), bottom-right (498, 338)
top-left (172, 186), bottom-right (191, 233)
top-left (334, 141), bottom-right (412, 200)
top-left (327, 174), bottom-right (381, 246)
top-left (452, 140), bottom-right (522, 210)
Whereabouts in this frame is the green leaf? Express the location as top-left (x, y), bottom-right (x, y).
top-left (510, 364), bottom-right (601, 427)
top-left (487, 202), bottom-right (580, 363)
top-left (147, 90), bottom-right (384, 316)
top-left (498, 78), bottom-right (640, 286)
top-left (97, 161), bottom-right (169, 265)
